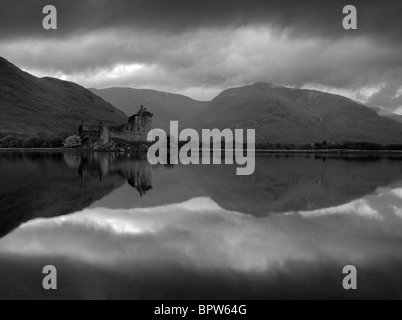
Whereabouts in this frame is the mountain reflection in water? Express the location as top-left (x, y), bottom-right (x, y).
top-left (2, 152), bottom-right (402, 237)
top-left (1, 152), bottom-right (402, 299)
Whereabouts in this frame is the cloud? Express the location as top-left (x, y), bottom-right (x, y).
top-left (292, 199), bottom-right (383, 220)
top-left (368, 82), bottom-right (402, 113)
top-left (2, 186), bottom-right (402, 273)
top-left (0, 0), bottom-right (401, 104)
top-left (1, 0), bottom-right (401, 41)
top-left (1, 26), bottom-right (401, 101)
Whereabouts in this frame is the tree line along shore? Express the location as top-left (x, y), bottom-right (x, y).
top-left (2, 132), bottom-right (402, 152)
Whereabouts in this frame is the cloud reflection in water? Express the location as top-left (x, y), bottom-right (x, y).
top-left (1, 185), bottom-right (402, 274)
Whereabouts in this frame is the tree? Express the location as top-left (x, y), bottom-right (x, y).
top-left (0, 136), bottom-right (24, 148)
top-left (47, 136), bottom-right (64, 148)
top-left (63, 135), bottom-right (82, 148)
top-left (23, 137), bottom-right (42, 148)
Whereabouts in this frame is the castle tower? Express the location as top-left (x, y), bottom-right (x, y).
top-left (127, 106), bottom-right (153, 142)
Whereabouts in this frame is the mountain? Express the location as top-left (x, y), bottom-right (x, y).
top-left (2, 56), bottom-right (402, 145)
top-left (185, 83), bottom-right (402, 144)
top-left (0, 57), bottom-right (127, 136)
top-left (90, 87), bottom-right (207, 132)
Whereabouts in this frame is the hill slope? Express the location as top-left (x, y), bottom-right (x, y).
top-left (0, 57), bottom-right (127, 135)
top-left (185, 83), bottom-right (402, 144)
top-left (2, 56), bottom-right (402, 145)
top-left (90, 87), bottom-right (207, 132)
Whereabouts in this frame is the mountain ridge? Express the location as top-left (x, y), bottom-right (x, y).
top-left (183, 82), bottom-right (402, 144)
top-left (2, 56), bottom-right (402, 145)
top-left (94, 82), bottom-right (402, 145)
top-left (0, 57), bottom-right (127, 135)
top-left (90, 87), bottom-right (207, 132)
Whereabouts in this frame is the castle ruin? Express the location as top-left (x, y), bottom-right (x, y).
top-left (110, 106), bottom-right (153, 142)
top-left (79, 106), bottom-right (153, 150)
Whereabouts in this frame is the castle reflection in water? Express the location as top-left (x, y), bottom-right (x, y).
top-left (63, 152), bottom-right (153, 197)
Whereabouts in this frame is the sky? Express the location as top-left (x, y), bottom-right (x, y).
top-left (0, 0), bottom-right (401, 113)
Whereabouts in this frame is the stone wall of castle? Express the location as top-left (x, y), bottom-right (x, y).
top-left (108, 106), bottom-right (153, 142)
top-left (79, 106), bottom-right (153, 149)
top-left (108, 124), bottom-right (147, 142)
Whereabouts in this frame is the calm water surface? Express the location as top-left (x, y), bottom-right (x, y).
top-left (1, 152), bottom-right (402, 299)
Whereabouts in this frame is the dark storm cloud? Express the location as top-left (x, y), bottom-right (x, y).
top-left (0, 0), bottom-right (401, 41)
top-left (0, 0), bottom-right (401, 107)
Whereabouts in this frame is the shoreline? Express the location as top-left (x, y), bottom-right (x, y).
top-left (254, 149), bottom-right (402, 154)
top-left (0, 148), bottom-right (89, 153)
top-left (2, 148), bottom-right (402, 154)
